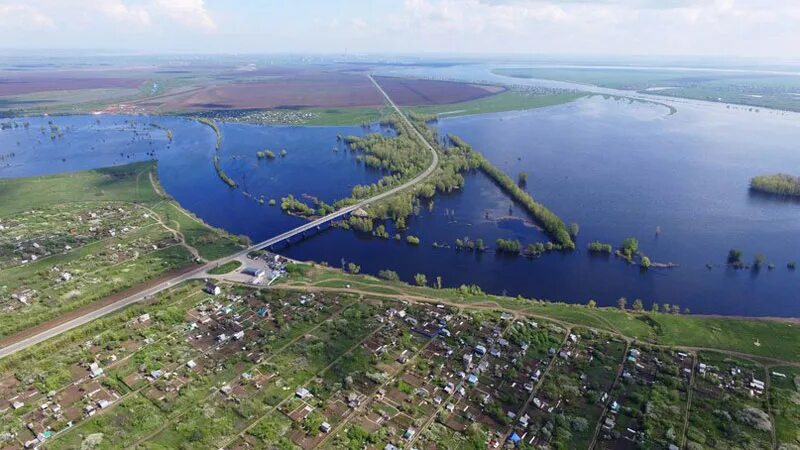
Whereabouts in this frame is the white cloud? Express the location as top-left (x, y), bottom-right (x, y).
top-left (153, 0), bottom-right (216, 32)
top-left (96, 0), bottom-right (151, 27)
top-left (0, 3), bottom-right (55, 30)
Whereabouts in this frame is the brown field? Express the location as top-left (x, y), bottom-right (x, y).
top-left (134, 71), bottom-right (503, 112)
top-left (0, 75), bottom-right (145, 96)
top-left (373, 75), bottom-right (505, 105)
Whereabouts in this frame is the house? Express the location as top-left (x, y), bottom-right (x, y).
top-left (186, 360), bottom-right (197, 369)
top-left (138, 313), bottom-right (150, 323)
top-left (205, 283), bottom-right (222, 296)
top-left (320, 422), bottom-right (332, 433)
top-left (296, 387), bottom-right (311, 399)
top-left (474, 344), bottom-right (487, 356)
top-left (403, 428), bottom-right (416, 439)
top-left (150, 369), bottom-right (163, 379)
top-left (242, 267), bottom-right (266, 278)
top-left (508, 432), bottom-right (521, 445)
top-left (61, 272), bottom-right (72, 281)
top-left (89, 362), bottom-right (104, 378)
top-left (256, 306), bottom-right (270, 318)
top-left (233, 331), bottom-right (245, 340)
top-left (12, 401), bottom-right (24, 410)
top-left (97, 399), bottom-right (110, 409)
top-left (216, 333), bottom-right (228, 342)
top-left (467, 374), bottom-right (479, 385)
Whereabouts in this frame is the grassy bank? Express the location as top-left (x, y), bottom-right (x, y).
top-left (405, 90), bottom-right (584, 118)
top-left (278, 263), bottom-right (800, 362)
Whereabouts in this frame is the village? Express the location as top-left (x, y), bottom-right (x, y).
top-left (0, 200), bottom-right (196, 342)
top-left (0, 277), bottom-right (791, 450)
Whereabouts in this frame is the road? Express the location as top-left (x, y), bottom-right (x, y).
top-left (0, 74), bottom-right (439, 360)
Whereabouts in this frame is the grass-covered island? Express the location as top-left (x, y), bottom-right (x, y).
top-left (750, 173), bottom-right (800, 197)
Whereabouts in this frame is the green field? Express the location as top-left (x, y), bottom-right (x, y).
top-left (405, 90), bottom-right (584, 118)
top-left (494, 66), bottom-right (800, 112)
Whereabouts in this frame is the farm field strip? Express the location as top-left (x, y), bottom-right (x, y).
top-left (683, 352), bottom-right (775, 449)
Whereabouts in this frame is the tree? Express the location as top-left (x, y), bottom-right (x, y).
top-left (662, 303), bottom-right (671, 314)
top-left (414, 273), bottom-right (427, 286)
top-left (475, 238), bottom-right (485, 252)
top-left (727, 249), bottom-right (743, 265)
top-left (406, 235), bottom-right (420, 245)
top-left (587, 299), bottom-right (597, 309)
top-left (651, 303), bottom-right (660, 313)
top-left (517, 171), bottom-right (528, 186)
top-left (435, 276), bottom-right (442, 289)
top-left (347, 262), bottom-right (360, 274)
top-left (671, 304), bottom-right (681, 315)
top-left (568, 223), bottom-right (580, 238)
top-left (640, 256), bottom-right (651, 269)
top-left (621, 237), bottom-right (638, 259)
top-left (753, 253), bottom-right (766, 270)
top-left (683, 307), bottom-right (691, 315)
top-left (617, 297), bottom-right (627, 310)
top-left (632, 299), bottom-right (644, 312)
top-left (378, 269), bottom-right (400, 281)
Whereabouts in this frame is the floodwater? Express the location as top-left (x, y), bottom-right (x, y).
top-left (2, 82), bottom-right (799, 316)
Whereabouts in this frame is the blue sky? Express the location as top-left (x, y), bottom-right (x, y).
top-left (1, 0), bottom-right (799, 57)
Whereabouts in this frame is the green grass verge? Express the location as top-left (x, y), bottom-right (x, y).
top-left (207, 260), bottom-right (242, 275)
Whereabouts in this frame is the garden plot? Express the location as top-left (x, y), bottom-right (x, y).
top-left (518, 329), bottom-right (627, 448)
top-left (0, 202), bottom-right (153, 270)
top-left (596, 347), bottom-right (693, 449)
top-left (768, 365), bottom-right (800, 448)
top-left (685, 353), bottom-right (773, 449)
top-left (0, 221), bottom-right (193, 339)
top-left (0, 285), bottom-right (348, 450)
top-left (137, 297), bottom-right (379, 449)
top-left (319, 308), bottom-right (517, 450)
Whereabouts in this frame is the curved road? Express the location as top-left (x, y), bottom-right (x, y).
top-left (0, 75), bottom-right (439, 360)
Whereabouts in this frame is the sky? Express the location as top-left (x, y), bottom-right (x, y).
top-left (1, 0), bottom-right (799, 58)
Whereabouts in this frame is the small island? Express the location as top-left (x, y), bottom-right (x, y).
top-left (750, 173), bottom-right (800, 197)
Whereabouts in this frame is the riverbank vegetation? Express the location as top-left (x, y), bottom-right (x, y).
top-left (196, 117), bottom-right (222, 149)
top-left (750, 173), bottom-right (800, 197)
top-left (256, 150), bottom-right (276, 159)
top-left (213, 154), bottom-right (237, 188)
top-left (448, 135), bottom-right (575, 249)
top-left (588, 241), bottom-right (613, 254)
top-left (274, 112), bottom-right (574, 252)
top-left (280, 194), bottom-right (315, 216)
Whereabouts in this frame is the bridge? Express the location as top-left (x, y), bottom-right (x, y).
top-left (0, 75), bottom-right (440, 359)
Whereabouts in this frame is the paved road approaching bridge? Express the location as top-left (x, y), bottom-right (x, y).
top-left (0, 75), bottom-right (439, 360)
